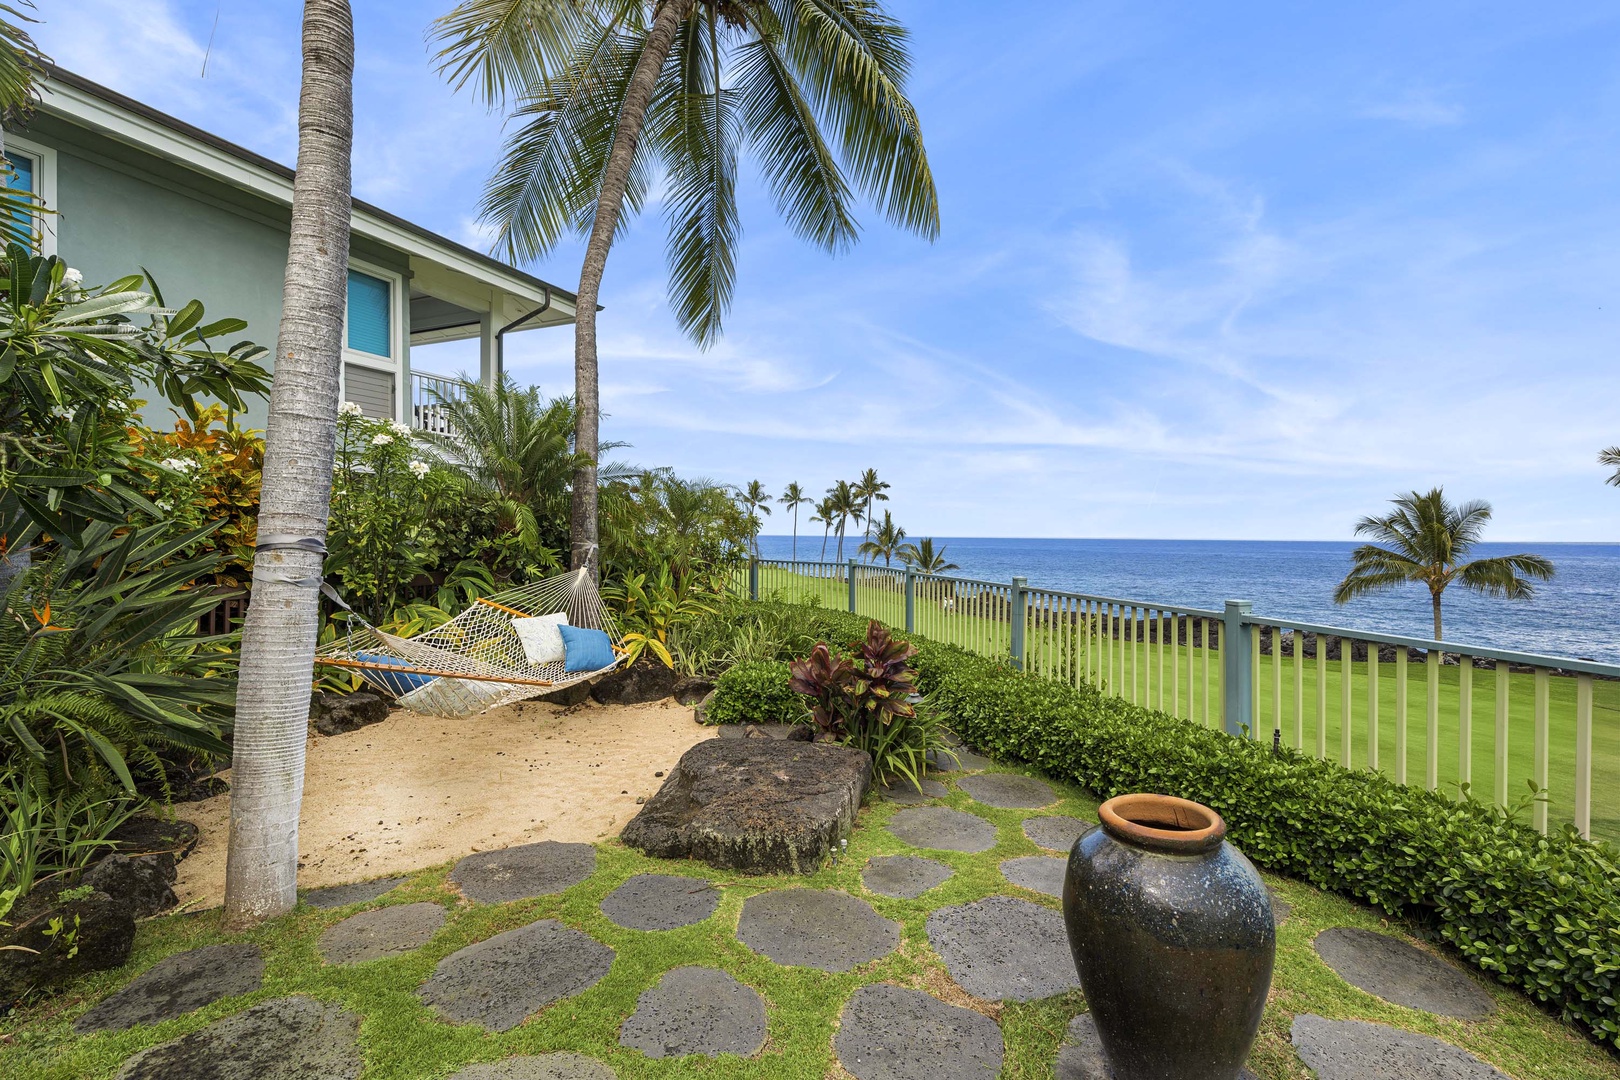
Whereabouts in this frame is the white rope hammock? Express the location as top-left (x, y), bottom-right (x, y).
top-left (315, 567), bottom-right (623, 718)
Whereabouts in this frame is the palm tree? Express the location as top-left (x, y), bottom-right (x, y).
top-left (897, 537), bottom-right (958, 574)
top-left (827, 480), bottom-right (862, 563)
top-left (858, 510), bottom-right (906, 566)
top-left (1601, 446), bottom-right (1620, 487)
top-left (854, 468), bottom-right (890, 545)
top-left (1333, 487), bottom-right (1555, 640)
top-left (779, 481), bottom-right (811, 560)
top-left (225, 0), bottom-right (354, 928)
top-left (811, 496), bottom-right (834, 561)
top-left (431, 2), bottom-right (938, 581)
top-left (737, 479), bottom-right (771, 556)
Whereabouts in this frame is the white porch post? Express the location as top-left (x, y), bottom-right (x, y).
top-left (478, 309), bottom-right (498, 389)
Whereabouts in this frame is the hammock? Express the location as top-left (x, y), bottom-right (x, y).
top-left (315, 568), bottom-right (623, 718)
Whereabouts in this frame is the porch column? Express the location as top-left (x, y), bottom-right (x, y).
top-left (478, 309), bottom-right (498, 389)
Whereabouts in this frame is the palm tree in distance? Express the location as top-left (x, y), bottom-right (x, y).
top-left (1333, 487), bottom-right (1554, 640)
top-left (854, 468), bottom-right (890, 545)
top-left (827, 480), bottom-right (862, 563)
top-left (737, 479), bottom-right (772, 556)
top-left (812, 497), bottom-right (835, 561)
top-left (779, 481), bottom-right (811, 560)
top-left (1600, 446), bottom-right (1620, 487)
top-left (431, 2), bottom-right (938, 579)
top-left (898, 537), bottom-right (958, 574)
top-left (858, 510), bottom-right (906, 566)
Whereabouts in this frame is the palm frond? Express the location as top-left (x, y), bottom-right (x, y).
top-left (1601, 446), bottom-right (1620, 487)
top-left (1456, 553), bottom-right (1555, 600)
top-left (429, 0), bottom-right (636, 104)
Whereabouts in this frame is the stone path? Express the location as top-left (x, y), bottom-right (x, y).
top-left (862, 855), bottom-right (954, 899)
top-left (115, 996), bottom-right (362, 1080)
top-left (886, 806), bottom-right (997, 853)
top-left (77, 943), bottom-right (263, 1033)
top-left (958, 773), bottom-right (1057, 808)
top-left (1271, 892), bottom-right (1293, 924)
top-left (834, 983), bottom-right (1003, 1080)
top-left (1000, 855), bottom-right (1066, 897)
top-left (319, 902), bottom-right (446, 964)
top-left (1314, 927), bottom-right (1494, 1019)
top-left (450, 841), bottom-right (596, 903)
top-left (927, 895), bottom-right (1080, 1001)
top-left (1024, 815), bottom-right (1091, 852)
top-left (418, 919), bottom-right (614, 1031)
top-left (446, 1055), bottom-right (618, 1080)
top-left (1291, 1014), bottom-right (1510, 1079)
top-left (1057, 1013), bottom-right (1259, 1080)
top-left (927, 747), bottom-right (993, 772)
top-left (600, 874), bottom-right (718, 931)
top-left (876, 777), bottom-right (948, 804)
top-left (737, 888), bottom-right (899, 972)
top-left (619, 966), bottom-right (766, 1059)
top-left (302, 875), bottom-right (407, 909)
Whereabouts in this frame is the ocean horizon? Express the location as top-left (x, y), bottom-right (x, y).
top-left (753, 535), bottom-right (1620, 665)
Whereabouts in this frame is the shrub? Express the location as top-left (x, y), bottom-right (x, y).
top-left (704, 661), bottom-right (808, 726)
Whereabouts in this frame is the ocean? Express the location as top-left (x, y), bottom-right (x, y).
top-left (753, 536), bottom-right (1620, 666)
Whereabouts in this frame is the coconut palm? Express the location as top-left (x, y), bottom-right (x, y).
top-left (737, 479), bottom-right (771, 556)
top-left (898, 537), bottom-right (957, 574)
top-left (1601, 446), bottom-right (1620, 487)
top-left (431, 1), bottom-right (938, 581)
top-left (811, 496), bottom-right (834, 561)
top-left (1333, 487), bottom-right (1555, 640)
top-left (854, 468), bottom-right (890, 544)
top-left (225, 0), bottom-right (354, 927)
top-left (827, 479), bottom-right (862, 563)
top-left (779, 481), bottom-right (811, 560)
top-left (858, 510), bottom-right (905, 566)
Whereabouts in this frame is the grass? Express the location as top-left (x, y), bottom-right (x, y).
top-left (750, 566), bottom-right (1620, 842)
top-left (4, 762), bottom-right (1617, 1079)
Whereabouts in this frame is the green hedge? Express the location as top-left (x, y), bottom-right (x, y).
top-left (705, 661), bottom-right (809, 726)
top-left (713, 600), bottom-right (1620, 1047)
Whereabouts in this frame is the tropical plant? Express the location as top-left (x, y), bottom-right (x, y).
top-left (603, 566), bottom-right (716, 668)
top-left (671, 593), bottom-right (820, 676)
top-left (431, 0), bottom-right (939, 580)
top-left (858, 510), bottom-right (905, 566)
top-left (599, 470), bottom-right (750, 593)
top-left (704, 660), bottom-right (806, 725)
top-left (778, 481), bottom-right (810, 560)
top-left (1601, 446), bottom-right (1620, 487)
top-left (811, 496), bottom-right (834, 561)
top-left (898, 537), bottom-right (957, 574)
top-left (853, 468), bottom-right (889, 544)
top-left (226, 0), bottom-right (354, 927)
top-left (737, 479), bottom-right (771, 556)
top-left (1332, 487), bottom-right (1555, 639)
top-left (1, 773), bottom-right (140, 919)
top-left (826, 480), bottom-right (862, 563)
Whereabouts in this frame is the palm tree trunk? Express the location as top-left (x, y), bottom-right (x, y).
top-left (224, 0), bottom-right (353, 928)
top-left (791, 506), bottom-right (798, 561)
top-left (569, 0), bottom-right (695, 581)
top-left (820, 524), bottom-right (828, 560)
top-left (1432, 592), bottom-right (1443, 641)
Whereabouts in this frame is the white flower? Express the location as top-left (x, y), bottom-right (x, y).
top-left (370, 433), bottom-right (394, 446)
top-left (61, 267), bottom-right (82, 289)
top-left (160, 457), bottom-right (197, 473)
top-left (350, 463), bottom-right (375, 475)
top-left (154, 499), bottom-right (173, 512)
top-left (408, 460), bottom-right (430, 478)
top-left (339, 401), bottom-right (364, 417)
top-left (388, 420), bottom-right (412, 438)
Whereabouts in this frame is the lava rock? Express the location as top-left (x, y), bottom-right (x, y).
top-left (835, 983), bottom-right (1004, 1080)
top-left (1057, 1012), bottom-right (1258, 1080)
top-left (927, 895), bottom-right (1081, 1001)
top-left (887, 806), bottom-right (998, 853)
top-left (622, 739), bottom-right (871, 874)
top-left (446, 1055), bottom-right (619, 1080)
top-left (0, 883), bottom-right (133, 1005)
top-left (83, 855), bottom-right (177, 919)
top-left (1314, 928), bottom-right (1495, 1019)
top-left (600, 874), bottom-right (718, 931)
top-left (876, 777), bottom-right (948, 804)
top-left (539, 680), bottom-right (594, 707)
top-left (302, 875), bottom-right (408, 909)
top-left (618, 966), bottom-right (767, 1059)
top-left (591, 657), bottom-right (677, 705)
top-left (715, 723), bottom-right (813, 741)
top-left (107, 815), bottom-right (199, 870)
top-left (309, 690), bottom-right (390, 736)
top-left (1000, 856), bottom-right (1067, 898)
top-left (451, 841), bottom-right (596, 903)
top-left (114, 995), bottom-right (362, 1080)
top-left (75, 944), bottom-right (264, 1033)
top-left (1290, 1014), bottom-right (1509, 1079)
top-left (862, 855), bottom-right (954, 899)
top-left (958, 773), bottom-right (1057, 809)
top-left (1023, 816), bottom-right (1092, 852)
top-left (672, 677), bottom-right (716, 705)
top-left (737, 888), bottom-right (899, 972)
top-left (319, 902), bottom-right (446, 964)
top-left (418, 919), bottom-right (614, 1031)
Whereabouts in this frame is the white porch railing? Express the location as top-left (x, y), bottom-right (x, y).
top-left (411, 371), bottom-right (468, 436)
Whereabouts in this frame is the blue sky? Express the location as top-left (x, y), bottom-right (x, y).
top-left (35, 1), bottom-right (1620, 541)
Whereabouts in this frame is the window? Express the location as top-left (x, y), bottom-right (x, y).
top-left (2, 137), bottom-right (54, 256)
top-left (5, 148), bottom-right (37, 246)
top-left (346, 269), bottom-right (392, 357)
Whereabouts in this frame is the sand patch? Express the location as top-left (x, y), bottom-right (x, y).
top-left (173, 698), bottom-right (714, 907)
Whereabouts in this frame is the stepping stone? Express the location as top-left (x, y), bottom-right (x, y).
top-left (303, 875), bottom-right (407, 909)
top-left (1057, 1013), bottom-right (1258, 1080)
top-left (114, 996), bottom-right (361, 1080)
top-left (1024, 815), bottom-right (1091, 852)
top-left (1290, 1014), bottom-right (1509, 1079)
top-left (928, 747), bottom-right (993, 772)
top-left (77, 943), bottom-right (263, 1033)
top-left (927, 895), bottom-right (1080, 1001)
top-left (959, 773), bottom-right (1057, 808)
top-left (835, 983), bottom-right (1003, 1080)
top-left (600, 874), bottom-right (718, 931)
top-left (450, 841), bottom-right (596, 903)
top-left (319, 902), bottom-right (445, 964)
top-left (887, 806), bottom-right (997, 853)
top-left (1314, 927), bottom-right (1494, 1019)
top-left (417, 918), bottom-right (613, 1031)
top-left (1001, 856), bottom-right (1066, 898)
top-left (737, 888), bottom-right (899, 972)
top-left (447, 1055), bottom-right (617, 1080)
top-left (448, 1056), bottom-right (617, 1080)
top-left (619, 966), bottom-right (766, 1059)
top-left (1271, 892), bottom-right (1292, 925)
top-left (862, 856), bottom-right (954, 900)
top-left (876, 777), bottom-right (947, 804)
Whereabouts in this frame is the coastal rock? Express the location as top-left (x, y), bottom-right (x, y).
top-left (592, 658), bottom-right (677, 705)
top-left (83, 854), bottom-right (177, 919)
top-left (309, 690), bottom-right (390, 736)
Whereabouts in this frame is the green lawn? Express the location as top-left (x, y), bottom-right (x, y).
top-left (746, 566), bottom-right (1620, 842)
top-left (5, 762), bottom-right (1615, 1079)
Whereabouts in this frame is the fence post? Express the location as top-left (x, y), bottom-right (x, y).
top-left (904, 567), bottom-right (915, 633)
top-left (748, 556), bottom-right (759, 601)
top-left (847, 558), bottom-right (858, 614)
top-left (1010, 576), bottom-right (1028, 670)
top-left (1222, 600), bottom-right (1254, 739)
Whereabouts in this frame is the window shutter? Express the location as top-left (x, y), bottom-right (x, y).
top-left (346, 269), bottom-right (392, 356)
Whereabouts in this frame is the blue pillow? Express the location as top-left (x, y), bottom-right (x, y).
top-left (558, 625), bottom-right (616, 673)
top-left (353, 652), bottom-right (436, 697)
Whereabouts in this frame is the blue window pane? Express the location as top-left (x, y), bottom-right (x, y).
top-left (5, 151), bottom-right (36, 244)
top-left (347, 269), bottom-right (391, 356)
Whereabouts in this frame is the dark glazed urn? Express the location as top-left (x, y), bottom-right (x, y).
top-left (1063, 793), bottom-right (1274, 1080)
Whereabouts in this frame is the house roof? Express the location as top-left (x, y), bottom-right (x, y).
top-left (34, 64), bottom-right (577, 315)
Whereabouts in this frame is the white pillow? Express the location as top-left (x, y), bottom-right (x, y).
top-left (511, 612), bottom-right (570, 665)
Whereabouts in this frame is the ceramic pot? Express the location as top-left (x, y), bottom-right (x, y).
top-left (1062, 793), bottom-right (1274, 1080)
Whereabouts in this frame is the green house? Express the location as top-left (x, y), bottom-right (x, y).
top-left (5, 65), bottom-right (576, 431)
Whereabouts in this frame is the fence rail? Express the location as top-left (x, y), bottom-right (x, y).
top-left (410, 371), bottom-right (467, 436)
top-left (738, 556), bottom-right (1618, 842)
